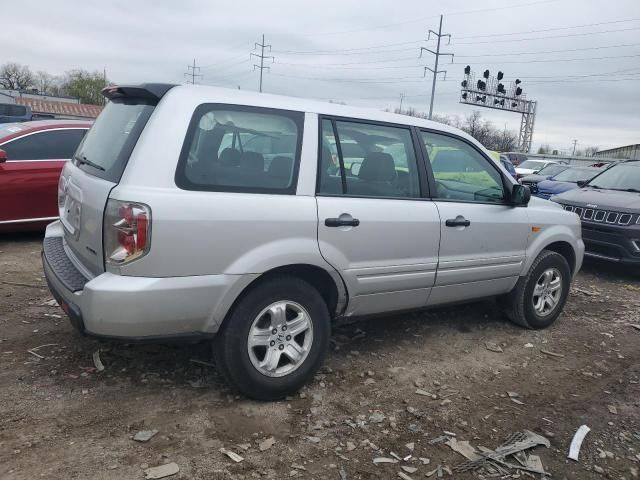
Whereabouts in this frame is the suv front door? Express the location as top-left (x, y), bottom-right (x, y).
top-left (419, 130), bottom-right (530, 305)
top-left (316, 118), bottom-right (440, 316)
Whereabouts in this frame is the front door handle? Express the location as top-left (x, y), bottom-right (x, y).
top-left (445, 216), bottom-right (471, 228)
top-left (325, 214), bottom-right (360, 227)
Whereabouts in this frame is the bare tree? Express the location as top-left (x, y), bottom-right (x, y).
top-left (0, 62), bottom-right (35, 90)
top-left (584, 146), bottom-right (600, 157)
top-left (537, 144), bottom-right (551, 154)
top-left (35, 71), bottom-right (59, 95)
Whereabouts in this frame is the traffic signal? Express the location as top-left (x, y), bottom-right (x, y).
top-left (464, 65), bottom-right (471, 75)
top-left (462, 92), bottom-right (468, 100)
top-left (483, 69), bottom-right (490, 79)
top-left (515, 87), bottom-right (523, 96)
top-left (515, 79), bottom-right (521, 85)
top-left (477, 79), bottom-right (486, 90)
top-left (511, 101), bottom-right (518, 108)
top-left (497, 83), bottom-right (506, 94)
top-left (461, 80), bottom-right (467, 88)
top-left (497, 71), bottom-right (504, 81)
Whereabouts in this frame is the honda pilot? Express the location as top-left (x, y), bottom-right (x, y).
top-left (43, 84), bottom-right (584, 400)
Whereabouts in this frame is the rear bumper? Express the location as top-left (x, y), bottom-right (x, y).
top-left (581, 222), bottom-right (640, 265)
top-left (42, 221), bottom-right (257, 340)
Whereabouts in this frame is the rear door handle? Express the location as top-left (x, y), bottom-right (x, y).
top-left (445, 217), bottom-right (471, 228)
top-left (325, 215), bottom-right (360, 227)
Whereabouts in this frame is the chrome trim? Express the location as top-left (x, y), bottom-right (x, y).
top-left (618, 213), bottom-right (632, 226)
top-left (583, 209), bottom-right (594, 220)
top-left (605, 212), bottom-right (619, 224)
top-left (594, 210), bottom-right (606, 222)
top-left (574, 207), bottom-right (584, 217)
top-left (0, 127), bottom-right (88, 148)
top-left (0, 216), bottom-right (58, 225)
top-left (584, 251), bottom-right (620, 262)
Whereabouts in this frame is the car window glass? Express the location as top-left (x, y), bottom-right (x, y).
top-left (2, 129), bottom-right (87, 161)
top-left (178, 106), bottom-right (302, 193)
top-left (318, 119), bottom-right (420, 198)
top-left (421, 131), bottom-right (505, 203)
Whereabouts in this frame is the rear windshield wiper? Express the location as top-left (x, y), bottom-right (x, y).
top-left (74, 154), bottom-right (105, 171)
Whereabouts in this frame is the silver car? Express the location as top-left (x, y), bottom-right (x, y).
top-left (43, 84), bottom-right (584, 400)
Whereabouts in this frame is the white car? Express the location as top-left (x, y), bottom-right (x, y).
top-left (516, 160), bottom-right (561, 178)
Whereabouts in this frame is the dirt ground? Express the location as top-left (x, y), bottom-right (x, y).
top-left (1, 232), bottom-right (639, 480)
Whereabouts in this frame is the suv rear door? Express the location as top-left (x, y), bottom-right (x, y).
top-left (316, 117), bottom-right (440, 316)
top-left (58, 88), bottom-right (160, 276)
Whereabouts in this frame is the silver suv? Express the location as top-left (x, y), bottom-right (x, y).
top-left (43, 84), bottom-right (584, 400)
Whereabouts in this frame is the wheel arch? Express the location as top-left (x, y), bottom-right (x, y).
top-left (543, 241), bottom-right (577, 275)
top-left (523, 224), bottom-right (581, 276)
top-left (216, 263), bottom-right (347, 333)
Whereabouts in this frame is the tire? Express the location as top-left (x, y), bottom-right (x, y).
top-left (502, 250), bottom-right (571, 329)
top-left (214, 275), bottom-right (331, 401)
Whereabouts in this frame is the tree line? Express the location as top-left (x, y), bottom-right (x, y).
top-left (0, 62), bottom-right (110, 105)
top-left (395, 108), bottom-right (519, 152)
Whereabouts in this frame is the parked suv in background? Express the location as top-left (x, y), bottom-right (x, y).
top-left (43, 84), bottom-right (584, 400)
top-left (520, 163), bottom-right (569, 194)
top-left (553, 160), bottom-right (640, 266)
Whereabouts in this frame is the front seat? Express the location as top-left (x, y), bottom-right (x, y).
top-left (353, 152), bottom-right (399, 196)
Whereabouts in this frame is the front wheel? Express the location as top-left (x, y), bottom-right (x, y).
top-left (502, 250), bottom-right (571, 329)
top-left (214, 276), bottom-right (330, 401)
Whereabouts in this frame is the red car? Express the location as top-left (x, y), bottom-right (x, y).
top-left (0, 120), bottom-right (92, 232)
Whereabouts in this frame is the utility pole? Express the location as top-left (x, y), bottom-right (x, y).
top-left (251, 34), bottom-right (274, 93)
top-left (572, 139), bottom-right (578, 156)
top-left (420, 15), bottom-right (454, 120)
top-left (184, 59), bottom-right (202, 85)
top-left (398, 93), bottom-right (405, 113)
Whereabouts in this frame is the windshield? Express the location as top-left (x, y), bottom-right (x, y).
top-left (537, 164), bottom-right (566, 176)
top-left (74, 100), bottom-right (154, 182)
top-left (552, 167), bottom-right (600, 183)
top-left (587, 162), bottom-right (640, 191)
top-left (518, 160), bottom-right (548, 170)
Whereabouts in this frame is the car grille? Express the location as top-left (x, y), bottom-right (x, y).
top-left (561, 204), bottom-right (638, 226)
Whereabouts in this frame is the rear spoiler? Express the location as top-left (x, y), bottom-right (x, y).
top-left (101, 83), bottom-right (177, 102)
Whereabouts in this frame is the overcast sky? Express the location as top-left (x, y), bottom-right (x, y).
top-left (3, 0), bottom-right (639, 153)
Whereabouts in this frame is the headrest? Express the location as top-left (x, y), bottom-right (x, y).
top-left (219, 148), bottom-right (241, 167)
top-left (358, 152), bottom-right (396, 182)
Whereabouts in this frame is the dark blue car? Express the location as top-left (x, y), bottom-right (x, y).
top-left (535, 166), bottom-right (603, 200)
top-left (499, 154), bottom-right (517, 179)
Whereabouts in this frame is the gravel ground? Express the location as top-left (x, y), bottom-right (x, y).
top-left (1, 232), bottom-right (639, 480)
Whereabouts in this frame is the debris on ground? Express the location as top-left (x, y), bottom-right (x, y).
top-left (373, 457), bottom-right (398, 464)
top-left (133, 429), bottom-right (158, 443)
top-left (220, 447), bottom-right (244, 463)
top-left (92, 350), bottom-right (105, 372)
top-left (397, 471), bottom-right (414, 480)
top-left (568, 425), bottom-right (591, 461)
top-left (485, 342), bottom-right (503, 353)
top-left (540, 348), bottom-right (565, 358)
top-left (143, 462), bottom-right (179, 479)
top-left (607, 405), bottom-right (618, 415)
top-left (259, 436), bottom-right (276, 451)
top-left (449, 430), bottom-right (550, 476)
top-left (42, 298), bottom-right (58, 306)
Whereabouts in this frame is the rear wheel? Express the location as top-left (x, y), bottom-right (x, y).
top-left (214, 275), bottom-right (330, 400)
top-left (502, 250), bottom-right (571, 329)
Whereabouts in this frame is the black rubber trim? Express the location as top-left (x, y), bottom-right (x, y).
top-left (42, 237), bottom-right (88, 293)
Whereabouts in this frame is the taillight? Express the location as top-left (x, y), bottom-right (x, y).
top-left (104, 199), bottom-right (151, 266)
top-left (57, 175), bottom-right (66, 209)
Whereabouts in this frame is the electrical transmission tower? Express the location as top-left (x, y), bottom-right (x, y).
top-left (251, 34), bottom-right (274, 93)
top-left (420, 15), bottom-right (454, 120)
top-left (184, 59), bottom-right (202, 85)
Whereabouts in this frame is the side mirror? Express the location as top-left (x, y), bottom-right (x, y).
top-left (511, 183), bottom-right (531, 206)
top-left (0, 149), bottom-right (7, 163)
top-left (577, 180), bottom-right (587, 188)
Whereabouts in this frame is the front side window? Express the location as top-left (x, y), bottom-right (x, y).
top-left (421, 131), bottom-right (505, 203)
top-left (177, 105), bottom-right (303, 193)
top-left (2, 129), bottom-right (86, 161)
top-left (318, 119), bottom-right (421, 198)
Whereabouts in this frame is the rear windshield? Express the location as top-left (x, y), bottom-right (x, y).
top-left (74, 99), bottom-right (154, 182)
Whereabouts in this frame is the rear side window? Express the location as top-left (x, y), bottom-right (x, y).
top-left (318, 118), bottom-right (421, 198)
top-left (74, 100), bottom-right (155, 182)
top-left (2, 129), bottom-right (86, 161)
top-left (176, 104), bottom-right (304, 194)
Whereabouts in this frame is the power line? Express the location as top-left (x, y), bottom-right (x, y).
top-left (251, 34), bottom-right (274, 92)
top-left (455, 17), bottom-right (640, 40)
top-left (184, 58), bottom-right (202, 85)
top-left (272, 41), bottom-right (422, 55)
top-left (456, 42), bottom-right (640, 58)
top-left (420, 15), bottom-right (454, 119)
top-left (452, 52), bottom-right (640, 65)
top-left (452, 26), bottom-right (640, 45)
